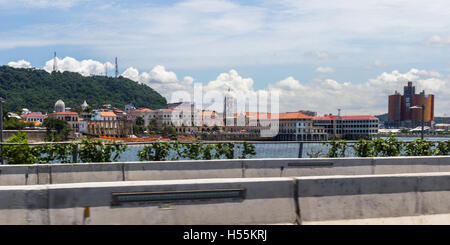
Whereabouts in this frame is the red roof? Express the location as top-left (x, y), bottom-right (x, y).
top-left (22, 112), bottom-right (45, 118)
top-left (135, 108), bottom-right (152, 111)
top-left (235, 112), bottom-right (312, 120)
top-left (113, 107), bottom-right (125, 113)
top-left (313, 115), bottom-right (378, 120)
top-left (49, 112), bottom-right (79, 116)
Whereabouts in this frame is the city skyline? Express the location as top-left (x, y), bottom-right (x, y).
top-left (5, 57), bottom-right (448, 117)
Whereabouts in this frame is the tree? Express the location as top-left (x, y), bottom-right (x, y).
top-left (135, 116), bottom-right (145, 126)
top-left (3, 132), bottom-right (36, 164)
top-left (0, 66), bottom-right (167, 113)
top-left (3, 117), bottom-right (35, 130)
top-left (148, 118), bottom-right (158, 132)
top-left (84, 105), bottom-right (93, 113)
top-left (160, 125), bottom-right (176, 136)
top-left (42, 118), bottom-right (72, 141)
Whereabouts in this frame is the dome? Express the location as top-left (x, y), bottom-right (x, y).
top-left (55, 99), bottom-right (65, 113)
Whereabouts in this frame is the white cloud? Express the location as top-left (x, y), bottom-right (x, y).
top-left (373, 60), bottom-right (387, 68)
top-left (0, 0), bottom-right (83, 9)
top-left (316, 66), bottom-right (336, 74)
top-left (121, 65), bottom-right (195, 101)
top-left (366, 60), bottom-right (387, 69)
top-left (270, 68), bottom-right (450, 116)
top-left (8, 56), bottom-right (450, 116)
top-left (424, 35), bottom-right (450, 46)
top-left (43, 56), bottom-right (114, 76)
top-left (7, 59), bottom-right (31, 68)
top-left (2, 0), bottom-right (450, 69)
top-left (304, 51), bottom-right (335, 61)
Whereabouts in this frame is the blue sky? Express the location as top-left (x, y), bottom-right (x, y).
top-left (1, 0), bottom-right (450, 115)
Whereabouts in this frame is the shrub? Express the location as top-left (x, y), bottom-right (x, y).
top-left (372, 135), bottom-right (403, 157)
top-left (240, 141), bottom-right (256, 159)
top-left (138, 142), bottom-right (172, 161)
top-left (33, 143), bottom-right (75, 163)
top-left (404, 139), bottom-right (435, 156)
top-left (435, 140), bottom-right (450, 155)
top-left (3, 132), bottom-right (36, 164)
top-left (324, 139), bottom-right (347, 158)
top-left (353, 139), bottom-right (374, 157)
top-left (78, 138), bottom-right (127, 162)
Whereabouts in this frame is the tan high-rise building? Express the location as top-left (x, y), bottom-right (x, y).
top-left (387, 82), bottom-right (434, 127)
top-left (412, 91), bottom-right (434, 122)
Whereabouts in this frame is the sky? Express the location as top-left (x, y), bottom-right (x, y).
top-left (1, 0), bottom-right (450, 116)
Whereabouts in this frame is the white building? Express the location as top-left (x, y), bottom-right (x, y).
top-left (313, 115), bottom-right (379, 139)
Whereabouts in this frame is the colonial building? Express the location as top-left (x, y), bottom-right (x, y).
top-left (87, 111), bottom-right (132, 137)
top-left (313, 114), bottom-right (379, 139)
top-left (21, 112), bottom-right (47, 126)
top-left (47, 112), bottom-right (80, 132)
top-left (275, 112), bottom-right (328, 141)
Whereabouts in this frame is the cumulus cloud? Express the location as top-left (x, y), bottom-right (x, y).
top-left (7, 59), bottom-right (31, 68)
top-left (424, 35), bottom-right (450, 46)
top-left (43, 57), bottom-right (114, 76)
top-left (315, 66), bottom-right (336, 74)
top-left (270, 68), bottom-right (450, 116)
top-left (121, 65), bottom-right (195, 101)
top-left (122, 66), bottom-right (271, 113)
top-left (366, 60), bottom-right (388, 69)
top-left (8, 56), bottom-right (450, 116)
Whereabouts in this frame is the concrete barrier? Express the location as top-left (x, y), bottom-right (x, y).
top-left (373, 156), bottom-right (450, 174)
top-left (124, 160), bottom-right (243, 181)
top-left (243, 158), bottom-right (374, 178)
top-left (0, 156), bottom-right (449, 185)
top-left (49, 163), bottom-right (123, 184)
top-left (2, 172), bottom-right (450, 225)
top-left (0, 165), bottom-right (39, 185)
top-left (0, 178), bottom-right (297, 225)
top-left (296, 172), bottom-right (450, 224)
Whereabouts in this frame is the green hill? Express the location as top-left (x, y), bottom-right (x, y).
top-left (0, 66), bottom-right (167, 113)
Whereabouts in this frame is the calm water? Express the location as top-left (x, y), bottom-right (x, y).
top-left (115, 137), bottom-right (450, 162)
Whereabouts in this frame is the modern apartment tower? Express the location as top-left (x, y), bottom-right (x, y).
top-left (387, 81), bottom-right (434, 128)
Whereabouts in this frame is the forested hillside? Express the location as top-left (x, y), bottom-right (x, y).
top-left (0, 66), bottom-right (167, 113)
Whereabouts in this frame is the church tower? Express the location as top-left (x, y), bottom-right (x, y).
top-left (223, 88), bottom-right (235, 126)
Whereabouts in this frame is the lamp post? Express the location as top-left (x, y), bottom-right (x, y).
top-left (0, 97), bottom-right (4, 164)
top-left (410, 104), bottom-right (425, 140)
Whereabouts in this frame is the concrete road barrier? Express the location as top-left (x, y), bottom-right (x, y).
top-left (296, 172), bottom-right (450, 224)
top-left (0, 156), bottom-right (449, 186)
top-left (124, 160), bottom-right (243, 181)
top-left (0, 178), bottom-right (297, 225)
top-left (2, 172), bottom-right (450, 224)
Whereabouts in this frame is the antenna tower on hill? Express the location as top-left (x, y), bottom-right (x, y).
top-left (115, 57), bottom-right (118, 78)
top-left (53, 52), bottom-right (57, 72)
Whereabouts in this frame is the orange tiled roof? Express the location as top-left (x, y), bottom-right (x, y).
top-left (99, 111), bottom-right (117, 117)
top-left (277, 112), bottom-right (312, 119)
top-left (49, 112), bottom-right (79, 116)
top-left (135, 108), bottom-right (152, 111)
